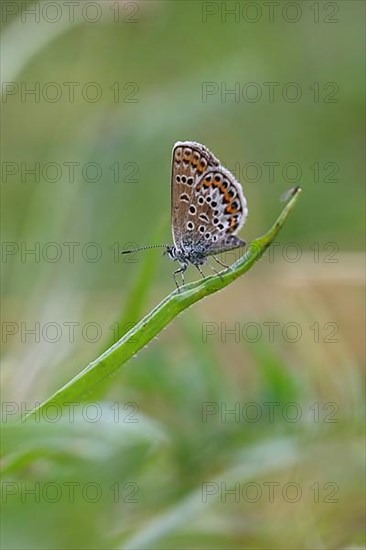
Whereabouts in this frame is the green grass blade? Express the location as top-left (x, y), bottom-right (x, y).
top-left (25, 188), bottom-right (302, 418)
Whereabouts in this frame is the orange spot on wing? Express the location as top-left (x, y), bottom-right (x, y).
top-left (197, 159), bottom-right (207, 173)
top-left (225, 204), bottom-right (240, 214)
top-left (191, 153), bottom-right (200, 167)
top-left (225, 198), bottom-right (241, 214)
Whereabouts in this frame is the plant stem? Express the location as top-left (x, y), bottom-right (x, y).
top-left (25, 187), bottom-right (302, 419)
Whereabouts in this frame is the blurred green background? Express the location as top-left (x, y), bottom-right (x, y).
top-left (1, 1), bottom-right (365, 548)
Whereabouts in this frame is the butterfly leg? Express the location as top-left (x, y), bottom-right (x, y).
top-left (212, 255), bottom-right (229, 269)
top-left (195, 264), bottom-right (206, 279)
top-left (173, 264), bottom-right (187, 291)
top-left (207, 262), bottom-right (224, 281)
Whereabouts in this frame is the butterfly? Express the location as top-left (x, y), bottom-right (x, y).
top-left (122, 141), bottom-right (248, 289)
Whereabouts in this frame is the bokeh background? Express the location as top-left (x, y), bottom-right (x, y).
top-left (1, 1), bottom-right (365, 548)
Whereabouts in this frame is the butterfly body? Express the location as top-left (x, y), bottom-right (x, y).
top-left (166, 242), bottom-right (208, 267)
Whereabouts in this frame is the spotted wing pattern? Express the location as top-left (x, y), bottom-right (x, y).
top-left (171, 141), bottom-right (248, 255)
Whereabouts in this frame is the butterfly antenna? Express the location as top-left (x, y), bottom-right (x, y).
top-left (121, 244), bottom-right (170, 255)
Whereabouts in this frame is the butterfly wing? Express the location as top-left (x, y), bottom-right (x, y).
top-left (192, 164), bottom-right (248, 256)
top-left (171, 141), bottom-right (220, 248)
top-left (171, 141), bottom-right (248, 257)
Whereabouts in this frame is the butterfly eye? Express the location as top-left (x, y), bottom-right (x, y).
top-left (206, 196), bottom-right (211, 203)
top-left (189, 205), bottom-right (196, 214)
top-left (205, 232), bottom-right (211, 240)
top-left (186, 221), bottom-right (194, 230)
top-left (232, 201), bottom-right (239, 209)
top-left (214, 175), bottom-right (221, 183)
top-left (176, 175), bottom-right (181, 183)
top-left (187, 177), bottom-right (194, 186)
top-left (222, 180), bottom-right (228, 189)
top-left (199, 225), bottom-right (205, 233)
top-left (228, 189), bottom-right (235, 198)
top-left (211, 201), bottom-right (217, 207)
top-left (212, 235), bottom-right (218, 242)
top-left (198, 197), bottom-right (204, 205)
top-left (218, 223), bottom-right (225, 231)
top-left (213, 217), bottom-right (219, 225)
top-left (181, 175), bottom-right (187, 183)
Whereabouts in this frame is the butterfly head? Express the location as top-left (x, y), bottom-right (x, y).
top-left (164, 245), bottom-right (177, 261)
top-left (165, 245), bottom-right (189, 262)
